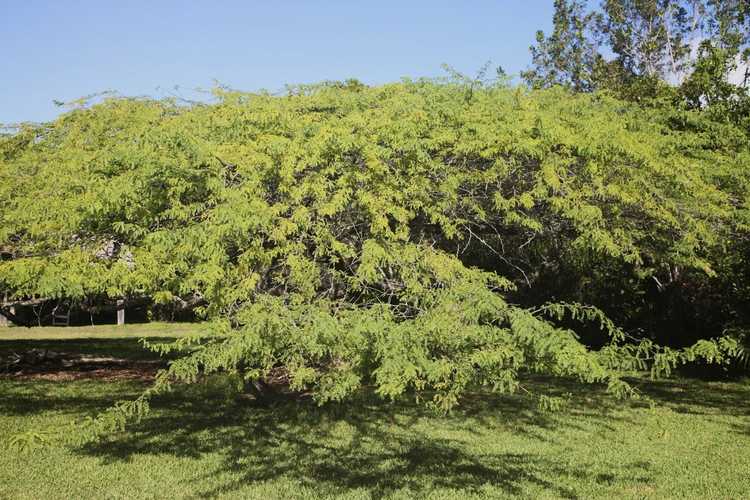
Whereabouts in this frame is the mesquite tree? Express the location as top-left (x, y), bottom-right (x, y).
top-left (1, 80), bottom-right (747, 439)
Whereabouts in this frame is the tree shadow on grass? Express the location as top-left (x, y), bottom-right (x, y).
top-left (5, 373), bottom-right (745, 497)
top-left (629, 377), bottom-right (750, 415)
top-left (0, 379), bottom-right (147, 416)
top-left (625, 376), bottom-right (750, 436)
top-left (70, 377), bottom-right (658, 498)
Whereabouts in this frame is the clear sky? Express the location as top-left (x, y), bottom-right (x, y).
top-left (1, 1), bottom-right (555, 124)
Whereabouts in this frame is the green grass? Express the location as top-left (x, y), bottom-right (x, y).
top-left (0, 322), bottom-right (203, 340)
top-left (1, 326), bottom-right (749, 499)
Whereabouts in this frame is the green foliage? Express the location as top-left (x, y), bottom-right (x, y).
top-left (7, 430), bottom-right (50, 453)
top-left (681, 40), bottom-right (750, 122)
top-left (1, 81), bottom-right (748, 439)
top-left (522, 0), bottom-right (602, 91)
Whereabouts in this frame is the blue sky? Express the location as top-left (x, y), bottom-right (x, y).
top-left (1, 1), bottom-right (555, 124)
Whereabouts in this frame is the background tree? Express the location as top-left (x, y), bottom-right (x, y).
top-left (681, 1), bottom-right (750, 117)
top-left (526, 1), bottom-right (750, 108)
top-left (599, 0), bottom-right (693, 80)
top-left (522, 0), bottom-right (602, 91)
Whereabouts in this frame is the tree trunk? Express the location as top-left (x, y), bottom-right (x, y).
top-left (243, 378), bottom-right (278, 403)
top-left (237, 364), bottom-right (278, 405)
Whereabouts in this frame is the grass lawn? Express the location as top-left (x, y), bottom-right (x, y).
top-left (1, 325), bottom-right (749, 499)
top-left (0, 322), bottom-right (201, 341)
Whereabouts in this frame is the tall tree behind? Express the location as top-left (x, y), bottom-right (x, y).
top-left (703, 0), bottom-right (750, 52)
top-left (521, 0), bottom-right (602, 91)
top-left (599, 0), bottom-right (695, 81)
top-left (526, 1), bottom-right (750, 103)
top-left (681, 0), bottom-right (750, 109)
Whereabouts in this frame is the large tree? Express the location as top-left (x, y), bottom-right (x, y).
top-left (2, 81), bottom-right (746, 439)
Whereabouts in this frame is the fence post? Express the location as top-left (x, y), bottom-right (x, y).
top-left (117, 299), bottom-right (125, 326)
top-left (0, 295), bottom-right (11, 326)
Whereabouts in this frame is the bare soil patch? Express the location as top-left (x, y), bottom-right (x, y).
top-left (0, 349), bottom-right (164, 381)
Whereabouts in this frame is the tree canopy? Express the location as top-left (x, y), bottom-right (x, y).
top-left (2, 79), bottom-right (748, 438)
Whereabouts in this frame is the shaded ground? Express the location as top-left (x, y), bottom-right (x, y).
top-left (0, 323), bottom-right (199, 381)
top-left (1, 349), bottom-right (164, 381)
